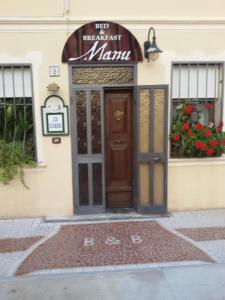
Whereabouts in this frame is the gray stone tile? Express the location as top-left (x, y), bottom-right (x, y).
top-left (197, 240), bottom-right (225, 263)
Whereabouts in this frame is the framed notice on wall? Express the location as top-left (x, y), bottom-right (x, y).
top-left (46, 113), bottom-right (64, 134)
top-left (41, 95), bottom-right (69, 136)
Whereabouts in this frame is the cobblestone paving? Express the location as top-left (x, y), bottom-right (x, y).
top-left (0, 237), bottom-right (42, 253)
top-left (177, 227), bottom-right (225, 241)
top-left (157, 209), bottom-right (225, 264)
top-left (16, 221), bottom-right (213, 276)
top-left (1, 210), bottom-right (225, 278)
top-left (0, 219), bottom-right (60, 277)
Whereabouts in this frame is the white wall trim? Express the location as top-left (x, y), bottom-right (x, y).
top-left (169, 156), bottom-right (225, 167)
top-left (1, 19), bottom-right (225, 32)
top-left (1, 17), bottom-right (225, 25)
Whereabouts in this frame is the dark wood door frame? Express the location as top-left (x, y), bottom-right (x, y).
top-left (104, 88), bottom-right (135, 212)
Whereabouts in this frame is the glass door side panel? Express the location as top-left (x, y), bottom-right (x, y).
top-left (139, 163), bottom-right (150, 205)
top-left (93, 163), bottom-right (103, 205)
top-left (91, 90), bottom-right (102, 154)
top-left (153, 89), bottom-right (165, 153)
top-left (139, 90), bottom-right (150, 153)
top-left (78, 163), bottom-right (89, 206)
top-left (76, 91), bottom-right (87, 154)
top-left (153, 162), bottom-right (164, 205)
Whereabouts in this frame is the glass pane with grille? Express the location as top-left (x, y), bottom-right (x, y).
top-left (154, 89), bottom-right (165, 153)
top-left (153, 162), bottom-right (164, 205)
top-left (93, 163), bottom-right (103, 205)
top-left (91, 91), bottom-right (102, 154)
top-left (139, 90), bottom-right (150, 153)
top-left (72, 66), bottom-right (134, 85)
top-left (76, 91), bottom-right (87, 154)
top-left (139, 163), bottom-right (150, 205)
top-left (78, 164), bottom-right (89, 206)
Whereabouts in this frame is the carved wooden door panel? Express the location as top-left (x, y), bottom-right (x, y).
top-left (105, 90), bottom-right (133, 209)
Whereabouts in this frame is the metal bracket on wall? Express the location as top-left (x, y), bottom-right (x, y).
top-left (64, 0), bottom-right (70, 14)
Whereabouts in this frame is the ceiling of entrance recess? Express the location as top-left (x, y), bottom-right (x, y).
top-left (0, 0), bottom-right (225, 19)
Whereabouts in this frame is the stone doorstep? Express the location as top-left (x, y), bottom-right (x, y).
top-left (44, 212), bottom-right (171, 224)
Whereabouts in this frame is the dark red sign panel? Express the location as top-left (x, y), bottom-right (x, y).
top-left (62, 21), bottom-right (143, 63)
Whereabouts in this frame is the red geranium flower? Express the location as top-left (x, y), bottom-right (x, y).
top-left (204, 130), bottom-right (212, 137)
top-left (216, 127), bottom-right (222, 133)
top-left (206, 149), bottom-right (214, 156)
top-left (187, 130), bottom-right (193, 136)
top-left (172, 134), bottom-right (180, 141)
top-left (196, 122), bottom-right (203, 130)
top-left (219, 120), bottom-right (224, 127)
top-left (209, 140), bottom-right (218, 147)
top-left (195, 141), bottom-right (204, 150)
top-left (202, 143), bottom-right (208, 151)
top-left (182, 123), bottom-right (189, 131)
top-left (185, 105), bottom-right (193, 114)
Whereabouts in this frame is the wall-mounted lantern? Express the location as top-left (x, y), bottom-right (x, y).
top-left (144, 27), bottom-right (162, 62)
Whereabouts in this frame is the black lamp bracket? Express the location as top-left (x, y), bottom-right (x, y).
top-left (148, 27), bottom-right (156, 42)
top-left (144, 27), bottom-right (156, 60)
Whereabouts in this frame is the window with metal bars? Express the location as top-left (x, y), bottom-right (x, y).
top-left (0, 65), bottom-right (36, 160)
top-left (171, 62), bottom-right (224, 126)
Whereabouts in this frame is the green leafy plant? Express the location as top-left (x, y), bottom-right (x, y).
top-left (0, 98), bottom-right (36, 187)
top-left (170, 101), bottom-right (225, 158)
top-left (0, 102), bottom-right (33, 141)
top-left (0, 141), bottom-right (36, 188)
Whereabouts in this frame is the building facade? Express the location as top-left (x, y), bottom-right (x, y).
top-left (1, 0), bottom-right (225, 217)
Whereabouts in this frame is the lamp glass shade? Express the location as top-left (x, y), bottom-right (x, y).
top-left (146, 37), bottom-right (162, 61)
top-left (149, 52), bottom-right (159, 61)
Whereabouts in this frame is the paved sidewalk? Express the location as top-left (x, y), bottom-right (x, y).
top-left (1, 264), bottom-right (225, 300)
top-left (1, 210), bottom-right (225, 277)
top-left (0, 219), bottom-right (60, 277)
top-left (15, 221), bottom-right (213, 276)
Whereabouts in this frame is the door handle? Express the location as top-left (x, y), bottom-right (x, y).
top-left (114, 139), bottom-right (123, 144)
top-left (153, 157), bottom-right (161, 161)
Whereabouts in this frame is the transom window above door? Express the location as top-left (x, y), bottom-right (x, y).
top-left (72, 66), bottom-right (135, 85)
top-left (171, 62), bottom-right (224, 126)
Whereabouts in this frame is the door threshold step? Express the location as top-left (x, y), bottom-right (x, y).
top-left (44, 212), bottom-right (170, 223)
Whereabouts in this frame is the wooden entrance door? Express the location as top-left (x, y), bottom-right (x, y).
top-left (105, 90), bottom-right (133, 209)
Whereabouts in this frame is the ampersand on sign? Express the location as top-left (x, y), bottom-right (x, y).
top-left (105, 236), bottom-right (121, 245)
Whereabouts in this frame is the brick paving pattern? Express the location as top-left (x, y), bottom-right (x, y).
top-left (177, 227), bottom-right (225, 241)
top-left (0, 237), bottom-right (42, 253)
top-left (16, 221), bottom-right (213, 275)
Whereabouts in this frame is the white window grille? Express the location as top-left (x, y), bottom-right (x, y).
top-left (0, 65), bottom-right (36, 159)
top-left (171, 63), bottom-right (224, 126)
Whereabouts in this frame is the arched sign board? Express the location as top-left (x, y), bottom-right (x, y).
top-left (41, 95), bottom-right (69, 136)
top-left (62, 21), bottom-right (143, 63)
